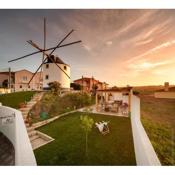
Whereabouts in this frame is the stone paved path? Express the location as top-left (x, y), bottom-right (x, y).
top-left (0, 132), bottom-right (15, 165)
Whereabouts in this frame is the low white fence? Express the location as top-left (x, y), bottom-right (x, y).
top-left (130, 95), bottom-right (161, 166)
top-left (0, 105), bottom-right (36, 165)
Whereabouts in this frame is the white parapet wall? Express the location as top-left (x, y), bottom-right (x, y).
top-left (0, 105), bottom-right (36, 165)
top-left (130, 95), bottom-right (161, 166)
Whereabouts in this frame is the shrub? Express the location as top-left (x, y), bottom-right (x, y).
top-left (30, 91), bottom-right (95, 123)
top-left (48, 81), bottom-right (61, 95)
top-left (133, 90), bottom-right (140, 95)
top-left (49, 92), bottom-right (94, 116)
top-left (70, 83), bottom-right (81, 90)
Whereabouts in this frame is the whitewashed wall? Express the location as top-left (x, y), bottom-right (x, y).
top-left (0, 105), bottom-right (36, 165)
top-left (130, 95), bottom-right (161, 166)
top-left (43, 63), bottom-right (70, 89)
top-left (108, 93), bottom-right (129, 103)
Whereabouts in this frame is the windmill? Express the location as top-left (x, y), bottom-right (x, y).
top-left (8, 18), bottom-right (82, 90)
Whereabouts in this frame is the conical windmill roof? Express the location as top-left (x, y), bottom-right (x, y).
top-left (45, 55), bottom-right (68, 65)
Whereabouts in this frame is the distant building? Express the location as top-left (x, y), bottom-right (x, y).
top-left (43, 55), bottom-right (70, 90)
top-left (0, 55), bottom-right (71, 92)
top-left (73, 77), bottom-right (108, 92)
top-left (154, 82), bottom-right (175, 99)
top-left (0, 69), bottom-right (42, 92)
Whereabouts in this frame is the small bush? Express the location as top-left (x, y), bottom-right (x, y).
top-left (70, 83), bottom-right (81, 90)
top-left (48, 81), bottom-right (61, 95)
top-left (133, 90), bottom-right (139, 95)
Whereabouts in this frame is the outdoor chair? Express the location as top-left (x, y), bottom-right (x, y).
top-left (95, 121), bottom-right (110, 135)
top-left (121, 103), bottom-right (128, 115)
top-left (111, 103), bottom-right (119, 113)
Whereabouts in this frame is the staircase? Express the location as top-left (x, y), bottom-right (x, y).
top-left (19, 92), bottom-right (45, 149)
top-left (20, 92), bottom-right (43, 121)
top-left (19, 92), bottom-right (53, 150)
top-left (0, 132), bottom-right (15, 165)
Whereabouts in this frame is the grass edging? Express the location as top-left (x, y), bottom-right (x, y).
top-left (33, 110), bottom-right (78, 129)
top-left (32, 105), bottom-right (95, 129)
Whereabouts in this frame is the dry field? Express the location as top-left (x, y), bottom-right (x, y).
top-left (134, 86), bottom-right (175, 165)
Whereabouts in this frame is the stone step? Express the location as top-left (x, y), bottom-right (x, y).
top-left (19, 107), bottom-right (31, 111)
top-left (22, 115), bottom-right (28, 119)
top-left (26, 104), bottom-right (35, 108)
top-left (33, 97), bottom-right (40, 100)
top-left (0, 132), bottom-right (15, 165)
top-left (22, 111), bottom-right (29, 115)
top-left (30, 134), bottom-right (39, 142)
top-left (22, 114), bottom-right (28, 118)
top-left (27, 127), bottom-right (34, 132)
top-left (27, 101), bottom-right (37, 104)
top-left (31, 137), bottom-right (48, 150)
top-left (25, 123), bottom-right (30, 127)
top-left (2, 154), bottom-right (14, 165)
top-left (28, 130), bottom-right (37, 137)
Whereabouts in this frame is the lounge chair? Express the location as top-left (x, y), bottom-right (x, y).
top-left (95, 121), bottom-right (110, 135)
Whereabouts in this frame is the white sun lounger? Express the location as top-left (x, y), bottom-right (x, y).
top-left (95, 121), bottom-right (110, 135)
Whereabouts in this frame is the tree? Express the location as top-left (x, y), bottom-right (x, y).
top-left (48, 81), bottom-right (61, 95)
top-left (2, 79), bottom-right (8, 88)
top-left (70, 83), bottom-right (81, 90)
top-left (111, 86), bottom-right (118, 90)
top-left (80, 115), bottom-right (94, 157)
top-left (91, 84), bottom-right (98, 96)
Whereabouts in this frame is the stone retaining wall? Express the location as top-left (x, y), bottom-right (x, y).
top-left (33, 110), bottom-right (78, 129)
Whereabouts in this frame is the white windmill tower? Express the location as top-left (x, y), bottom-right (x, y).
top-left (43, 55), bottom-right (70, 89)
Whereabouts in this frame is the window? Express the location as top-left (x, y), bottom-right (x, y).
top-left (64, 65), bottom-right (67, 70)
top-left (46, 64), bottom-right (49, 69)
top-left (45, 75), bottom-right (49, 80)
top-left (20, 85), bottom-right (22, 88)
top-left (22, 76), bottom-right (27, 81)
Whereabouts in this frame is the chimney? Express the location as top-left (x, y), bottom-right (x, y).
top-left (164, 82), bottom-right (169, 91)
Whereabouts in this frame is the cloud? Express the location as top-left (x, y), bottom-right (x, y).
top-left (120, 17), bottom-right (172, 48)
top-left (135, 38), bottom-right (153, 46)
top-left (128, 60), bottom-right (172, 72)
top-left (106, 41), bottom-right (112, 46)
top-left (83, 44), bottom-right (91, 51)
top-left (127, 39), bottom-right (175, 63)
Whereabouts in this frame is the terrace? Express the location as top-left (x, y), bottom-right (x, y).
top-left (95, 87), bottom-right (132, 117)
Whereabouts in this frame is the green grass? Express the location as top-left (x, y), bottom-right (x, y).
top-left (140, 95), bottom-right (175, 165)
top-left (142, 118), bottom-right (175, 165)
top-left (0, 91), bottom-right (36, 109)
top-left (34, 112), bottom-right (136, 165)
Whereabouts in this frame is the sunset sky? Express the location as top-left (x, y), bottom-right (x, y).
top-left (0, 9), bottom-right (175, 86)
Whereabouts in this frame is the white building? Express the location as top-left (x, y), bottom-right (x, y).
top-left (43, 55), bottom-right (70, 89)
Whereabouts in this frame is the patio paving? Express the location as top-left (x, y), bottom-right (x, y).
top-left (78, 105), bottom-right (128, 117)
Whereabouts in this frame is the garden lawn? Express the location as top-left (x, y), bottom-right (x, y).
top-left (34, 112), bottom-right (136, 165)
top-left (0, 91), bottom-right (36, 109)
